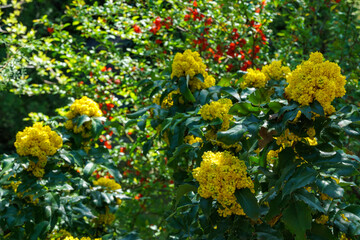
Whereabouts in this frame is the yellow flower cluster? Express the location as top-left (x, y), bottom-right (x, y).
top-left (94, 207), bottom-right (115, 226)
top-left (285, 52), bottom-right (346, 115)
top-left (261, 60), bottom-right (291, 81)
top-left (267, 129), bottom-right (318, 164)
top-left (184, 135), bottom-right (202, 145)
top-left (307, 127), bottom-right (316, 138)
top-left (63, 237), bottom-right (101, 240)
top-left (266, 149), bottom-right (280, 164)
top-left (153, 89), bottom-right (183, 108)
top-left (4, 180), bottom-right (39, 205)
top-left (171, 50), bottom-right (215, 91)
top-left (274, 129), bottom-right (302, 148)
top-left (14, 122), bottom-right (63, 178)
top-left (200, 98), bottom-right (233, 131)
top-left (192, 151), bottom-right (254, 217)
top-left (316, 215), bottom-right (329, 224)
top-left (93, 177), bottom-right (121, 191)
top-left (241, 68), bottom-right (267, 89)
top-left (65, 96), bottom-right (102, 138)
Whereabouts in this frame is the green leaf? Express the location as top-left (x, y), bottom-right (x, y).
top-left (29, 221), bottom-right (49, 240)
top-left (282, 167), bottom-right (317, 197)
top-left (310, 223), bottom-right (335, 240)
top-left (179, 76), bottom-right (195, 102)
top-left (194, 73), bottom-right (204, 82)
top-left (282, 201), bottom-right (312, 240)
top-left (221, 87), bottom-right (240, 100)
top-left (217, 124), bottom-right (247, 145)
top-left (0, 157), bottom-right (15, 175)
top-left (234, 188), bottom-right (260, 220)
top-left (268, 102), bottom-right (283, 113)
top-left (175, 184), bottom-right (197, 206)
top-left (83, 162), bottom-right (96, 178)
top-left (76, 115), bottom-right (91, 128)
top-left (127, 105), bottom-right (153, 119)
top-left (294, 189), bottom-right (325, 213)
top-left (200, 198), bottom-right (212, 217)
top-left (316, 179), bottom-right (344, 198)
top-left (229, 102), bottom-right (260, 116)
top-left (249, 88), bottom-right (273, 106)
top-left (91, 117), bottom-right (104, 137)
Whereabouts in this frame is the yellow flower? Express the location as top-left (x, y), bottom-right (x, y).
top-left (94, 207), bottom-right (115, 226)
top-left (307, 127), bottom-right (316, 138)
top-left (274, 129), bottom-right (301, 148)
top-left (171, 50), bottom-right (215, 91)
top-left (193, 151), bottom-right (254, 217)
top-left (65, 96), bottom-right (102, 138)
top-left (285, 52), bottom-right (346, 115)
top-left (184, 135), bottom-right (202, 145)
top-left (341, 213), bottom-right (350, 222)
top-left (153, 89), bottom-right (182, 108)
top-left (200, 98), bottom-right (233, 131)
top-left (14, 122), bottom-right (62, 177)
top-left (241, 68), bottom-right (267, 89)
top-left (93, 177), bottom-right (121, 191)
top-left (266, 149), bottom-right (280, 164)
top-left (316, 215), bottom-right (329, 224)
top-left (261, 60), bottom-right (291, 81)
top-left (340, 233), bottom-right (350, 240)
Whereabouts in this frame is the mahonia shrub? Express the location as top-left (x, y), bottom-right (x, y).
top-left (0, 97), bottom-right (130, 239)
top-left (130, 49), bottom-right (360, 239)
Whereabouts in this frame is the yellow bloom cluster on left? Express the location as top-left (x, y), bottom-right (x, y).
top-left (65, 96), bottom-right (102, 138)
top-left (285, 52), bottom-right (346, 115)
top-left (171, 50), bottom-right (215, 92)
top-left (14, 122), bottom-right (63, 178)
top-left (193, 151), bottom-right (254, 217)
top-left (93, 177), bottom-right (121, 191)
top-left (316, 215), bottom-right (329, 225)
top-left (200, 98), bottom-right (233, 131)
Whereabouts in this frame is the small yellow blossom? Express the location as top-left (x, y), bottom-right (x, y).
top-left (316, 215), bottom-right (329, 224)
top-left (241, 68), bottom-right (267, 89)
top-left (153, 89), bottom-right (182, 108)
top-left (184, 135), bottom-right (203, 145)
top-left (340, 233), bottom-right (350, 240)
top-left (65, 96), bottom-right (102, 138)
top-left (267, 149), bottom-right (280, 164)
top-left (200, 98), bottom-right (233, 131)
top-left (261, 60), bottom-right (291, 81)
top-left (307, 127), bottom-right (316, 138)
top-left (94, 207), bottom-right (115, 226)
top-left (93, 177), bottom-right (121, 191)
top-left (193, 151), bottom-right (254, 217)
top-left (171, 50), bottom-right (215, 91)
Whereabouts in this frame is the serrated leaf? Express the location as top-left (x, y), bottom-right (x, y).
top-left (283, 167), bottom-right (317, 197)
top-left (235, 188), bottom-right (260, 220)
top-left (282, 201), bottom-right (312, 240)
top-left (217, 124), bottom-right (247, 145)
top-left (229, 102), bottom-right (260, 116)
